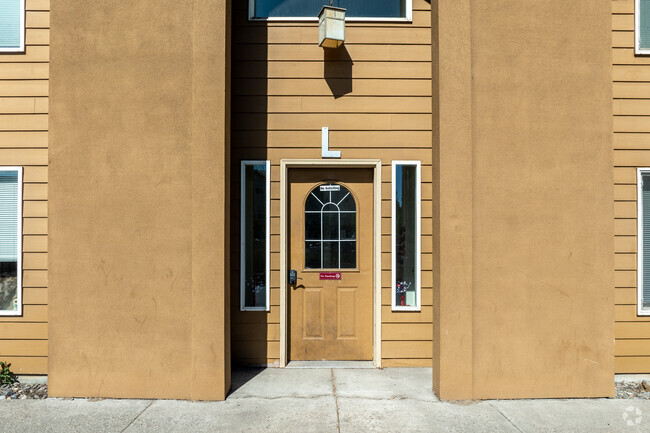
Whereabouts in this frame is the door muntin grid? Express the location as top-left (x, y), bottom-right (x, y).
top-left (304, 183), bottom-right (357, 269)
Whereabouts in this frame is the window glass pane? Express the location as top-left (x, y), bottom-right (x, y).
top-left (322, 211), bottom-right (338, 241)
top-left (641, 0), bottom-right (650, 50)
top-left (322, 241), bottom-right (339, 269)
top-left (0, 0), bottom-right (21, 50)
top-left (304, 183), bottom-right (356, 269)
top-left (642, 174), bottom-right (650, 308)
top-left (340, 241), bottom-right (356, 269)
top-left (340, 213), bottom-right (355, 240)
top-left (243, 163), bottom-right (267, 308)
top-left (305, 241), bottom-right (321, 269)
top-left (254, 0), bottom-right (406, 18)
top-left (395, 165), bottom-right (417, 307)
top-left (0, 171), bottom-right (19, 313)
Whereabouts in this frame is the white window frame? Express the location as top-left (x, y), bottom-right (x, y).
top-left (636, 0), bottom-right (650, 55)
top-left (638, 168), bottom-right (650, 315)
top-left (240, 160), bottom-right (271, 312)
top-left (0, 167), bottom-right (22, 316)
top-left (0, 0), bottom-right (25, 53)
top-left (248, 0), bottom-right (412, 22)
top-left (391, 160), bottom-right (420, 311)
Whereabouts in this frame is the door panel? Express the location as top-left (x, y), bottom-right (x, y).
top-left (289, 168), bottom-right (373, 361)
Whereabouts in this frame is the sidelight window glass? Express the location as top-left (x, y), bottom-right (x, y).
top-left (240, 161), bottom-right (270, 311)
top-left (392, 161), bottom-right (420, 311)
top-left (638, 169), bottom-right (650, 315)
top-left (637, 0), bottom-right (650, 54)
top-left (304, 183), bottom-right (356, 269)
top-left (0, 0), bottom-right (25, 52)
top-left (0, 167), bottom-right (22, 316)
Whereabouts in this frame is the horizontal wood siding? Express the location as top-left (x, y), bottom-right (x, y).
top-left (230, 0), bottom-right (432, 367)
top-left (0, 0), bottom-right (49, 374)
top-left (613, 0), bottom-right (650, 373)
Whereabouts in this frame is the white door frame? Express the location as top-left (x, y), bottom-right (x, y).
top-left (279, 159), bottom-right (382, 367)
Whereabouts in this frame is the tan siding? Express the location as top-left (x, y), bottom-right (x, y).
top-left (231, 6), bottom-right (433, 366)
top-left (0, 2), bottom-right (49, 374)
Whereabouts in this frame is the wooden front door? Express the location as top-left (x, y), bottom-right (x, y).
top-left (289, 168), bottom-right (373, 361)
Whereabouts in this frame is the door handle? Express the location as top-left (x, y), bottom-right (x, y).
top-left (289, 269), bottom-right (302, 286)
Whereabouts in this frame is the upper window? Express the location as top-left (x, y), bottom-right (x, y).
top-left (305, 183), bottom-right (357, 269)
top-left (0, 0), bottom-right (25, 52)
top-left (240, 161), bottom-right (270, 311)
top-left (0, 167), bottom-right (22, 316)
top-left (392, 161), bottom-right (420, 311)
top-left (250, 0), bottom-right (411, 20)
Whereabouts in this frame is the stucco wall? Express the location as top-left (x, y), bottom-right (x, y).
top-left (48, 0), bottom-right (230, 400)
top-left (433, 0), bottom-right (614, 399)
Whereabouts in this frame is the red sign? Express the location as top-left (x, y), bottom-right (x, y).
top-left (319, 272), bottom-right (342, 280)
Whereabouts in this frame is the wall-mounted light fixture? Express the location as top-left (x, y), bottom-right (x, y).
top-left (318, 6), bottom-right (346, 48)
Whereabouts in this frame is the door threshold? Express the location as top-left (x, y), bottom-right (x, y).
top-left (286, 361), bottom-right (375, 369)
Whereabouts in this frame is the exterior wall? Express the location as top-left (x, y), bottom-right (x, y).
top-left (433, 0), bottom-right (614, 399)
top-left (612, 0), bottom-right (650, 373)
top-left (48, 0), bottom-right (231, 400)
top-left (0, 0), bottom-right (49, 375)
top-left (230, 0), bottom-right (434, 367)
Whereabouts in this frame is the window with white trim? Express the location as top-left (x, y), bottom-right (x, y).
top-left (638, 169), bottom-right (650, 315)
top-left (391, 161), bottom-right (420, 311)
top-left (0, 167), bottom-right (22, 316)
top-left (250, 0), bottom-right (411, 20)
top-left (637, 0), bottom-right (650, 54)
top-left (0, 0), bottom-right (25, 52)
top-left (240, 161), bottom-right (270, 311)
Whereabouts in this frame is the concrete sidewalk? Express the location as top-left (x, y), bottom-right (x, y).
top-left (1, 368), bottom-right (649, 432)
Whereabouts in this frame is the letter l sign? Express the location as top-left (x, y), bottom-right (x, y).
top-left (322, 127), bottom-right (341, 158)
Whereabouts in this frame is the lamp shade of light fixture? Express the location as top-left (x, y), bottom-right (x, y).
top-left (318, 6), bottom-right (345, 48)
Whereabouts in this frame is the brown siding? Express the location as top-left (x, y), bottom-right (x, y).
top-left (612, 0), bottom-right (650, 373)
top-left (230, 0), bottom-right (433, 366)
top-left (0, 0), bottom-right (49, 375)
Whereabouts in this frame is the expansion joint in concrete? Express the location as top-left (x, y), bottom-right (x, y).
top-left (489, 402), bottom-right (524, 433)
top-left (331, 369), bottom-right (341, 433)
top-left (120, 401), bottom-right (153, 433)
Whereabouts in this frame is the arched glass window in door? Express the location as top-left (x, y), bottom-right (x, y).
top-left (304, 183), bottom-right (356, 269)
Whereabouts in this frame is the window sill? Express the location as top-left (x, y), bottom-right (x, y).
top-left (249, 17), bottom-right (412, 23)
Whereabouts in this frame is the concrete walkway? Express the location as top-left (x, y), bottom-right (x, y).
top-left (2, 368), bottom-right (650, 432)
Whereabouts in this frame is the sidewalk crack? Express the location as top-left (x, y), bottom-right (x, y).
top-left (489, 402), bottom-right (524, 433)
top-left (331, 369), bottom-right (341, 433)
top-left (120, 400), bottom-right (153, 433)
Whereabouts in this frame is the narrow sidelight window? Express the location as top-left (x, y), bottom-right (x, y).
top-left (638, 0), bottom-right (650, 54)
top-left (0, 0), bottom-right (25, 52)
top-left (638, 169), bottom-right (650, 315)
top-left (392, 161), bottom-right (420, 311)
top-left (0, 167), bottom-right (22, 316)
top-left (240, 161), bottom-right (270, 311)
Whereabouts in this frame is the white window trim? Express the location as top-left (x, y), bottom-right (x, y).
top-left (248, 0), bottom-right (412, 22)
top-left (636, 0), bottom-right (650, 55)
top-left (240, 160), bottom-right (271, 312)
top-left (391, 160), bottom-right (420, 312)
top-left (0, 166), bottom-right (22, 316)
top-left (638, 168), bottom-right (650, 315)
top-left (0, 0), bottom-right (25, 53)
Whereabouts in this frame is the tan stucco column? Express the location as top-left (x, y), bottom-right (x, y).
top-left (49, 0), bottom-right (231, 400)
top-left (432, 0), bottom-right (614, 400)
top-left (431, 0), bottom-right (474, 400)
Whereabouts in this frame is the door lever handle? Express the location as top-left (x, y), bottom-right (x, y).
top-left (289, 269), bottom-right (302, 286)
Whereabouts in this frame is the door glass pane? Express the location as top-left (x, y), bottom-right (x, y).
top-left (395, 165), bottom-right (417, 307)
top-left (304, 183), bottom-right (357, 269)
top-left (242, 163), bottom-right (268, 309)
